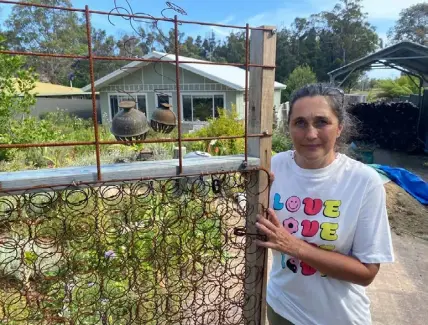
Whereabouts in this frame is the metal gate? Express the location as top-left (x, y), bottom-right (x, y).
top-left (0, 1), bottom-right (277, 324)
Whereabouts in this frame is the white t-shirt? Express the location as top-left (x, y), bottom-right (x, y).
top-left (266, 150), bottom-right (394, 325)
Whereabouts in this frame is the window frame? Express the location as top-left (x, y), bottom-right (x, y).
top-left (108, 92), bottom-right (148, 120)
top-left (155, 92), bottom-right (173, 108)
top-left (180, 92), bottom-right (226, 122)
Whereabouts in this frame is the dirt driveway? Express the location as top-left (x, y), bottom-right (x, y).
top-left (265, 232), bottom-right (428, 325)
top-left (366, 232), bottom-right (428, 325)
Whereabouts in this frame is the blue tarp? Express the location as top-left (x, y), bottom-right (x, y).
top-left (373, 165), bottom-right (428, 205)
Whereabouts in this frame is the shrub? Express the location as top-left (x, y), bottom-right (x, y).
top-left (272, 130), bottom-right (293, 154)
top-left (184, 106), bottom-right (244, 156)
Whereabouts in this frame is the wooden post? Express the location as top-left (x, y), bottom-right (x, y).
top-left (244, 26), bottom-right (277, 325)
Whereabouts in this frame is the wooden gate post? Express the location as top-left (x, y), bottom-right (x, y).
top-left (244, 26), bottom-right (277, 325)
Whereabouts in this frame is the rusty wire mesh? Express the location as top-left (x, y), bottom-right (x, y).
top-left (0, 169), bottom-right (269, 325)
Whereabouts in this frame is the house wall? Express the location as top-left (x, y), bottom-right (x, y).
top-left (30, 98), bottom-right (101, 122)
top-left (274, 90), bottom-right (281, 109)
top-left (98, 63), bottom-right (241, 132)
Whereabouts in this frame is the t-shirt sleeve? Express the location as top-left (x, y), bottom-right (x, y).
top-left (350, 182), bottom-right (395, 264)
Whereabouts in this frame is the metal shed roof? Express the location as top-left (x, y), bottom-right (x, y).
top-left (328, 41), bottom-right (428, 83)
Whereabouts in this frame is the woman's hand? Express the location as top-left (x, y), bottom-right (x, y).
top-left (254, 208), bottom-right (302, 258)
top-left (255, 208), bottom-right (380, 286)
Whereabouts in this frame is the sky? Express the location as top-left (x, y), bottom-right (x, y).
top-left (1, 0), bottom-right (425, 79)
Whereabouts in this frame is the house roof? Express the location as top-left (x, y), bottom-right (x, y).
top-left (328, 41), bottom-right (428, 82)
top-left (31, 82), bottom-right (89, 96)
top-left (13, 80), bottom-right (92, 96)
top-left (81, 51), bottom-right (287, 92)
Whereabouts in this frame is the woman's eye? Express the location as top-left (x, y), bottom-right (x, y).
top-left (315, 120), bottom-right (328, 127)
top-left (295, 120), bottom-right (306, 127)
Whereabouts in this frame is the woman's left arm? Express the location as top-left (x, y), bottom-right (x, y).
top-left (255, 208), bottom-right (380, 287)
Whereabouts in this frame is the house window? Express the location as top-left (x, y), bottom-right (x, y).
top-left (182, 94), bottom-right (225, 122)
top-left (109, 94), bottom-right (147, 118)
top-left (156, 93), bottom-right (172, 107)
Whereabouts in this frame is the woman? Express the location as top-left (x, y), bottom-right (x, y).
top-left (255, 83), bottom-right (394, 325)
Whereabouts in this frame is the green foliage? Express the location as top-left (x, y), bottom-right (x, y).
top-left (275, 0), bottom-right (379, 87)
top-left (375, 75), bottom-right (420, 99)
top-left (4, 0), bottom-right (87, 85)
top-left (0, 110), bottom-right (139, 169)
top-left (0, 36), bottom-right (37, 120)
top-left (0, 35), bottom-right (38, 160)
top-left (282, 65), bottom-right (317, 102)
top-left (184, 106), bottom-right (244, 155)
top-left (272, 130), bottom-right (293, 154)
top-left (388, 3), bottom-right (428, 45)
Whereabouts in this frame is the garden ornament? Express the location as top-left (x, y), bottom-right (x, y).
top-left (111, 100), bottom-right (150, 144)
top-left (150, 103), bottom-right (177, 133)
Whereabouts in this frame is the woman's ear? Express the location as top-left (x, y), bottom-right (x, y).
top-left (337, 123), bottom-right (344, 138)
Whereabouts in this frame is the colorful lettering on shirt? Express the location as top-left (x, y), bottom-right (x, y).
top-left (287, 258), bottom-right (298, 273)
top-left (274, 195), bottom-right (342, 277)
top-left (301, 220), bottom-right (319, 237)
top-left (319, 244), bottom-right (335, 251)
top-left (281, 253), bottom-right (286, 269)
top-left (320, 223), bottom-right (339, 241)
top-left (323, 200), bottom-right (341, 218)
top-left (303, 198), bottom-right (323, 216)
top-left (283, 217), bottom-right (299, 234)
top-left (285, 196), bottom-right (301, 212)
top-left (273, 193), bottom-right (284, 210)
top-left (300, 261), bottom-right (317, 276)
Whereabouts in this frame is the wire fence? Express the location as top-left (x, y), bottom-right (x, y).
top-left (0, 1), bottom-right (276, 324)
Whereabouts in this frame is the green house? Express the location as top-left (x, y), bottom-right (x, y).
top-left (82, 51), bottom-right (286, 133)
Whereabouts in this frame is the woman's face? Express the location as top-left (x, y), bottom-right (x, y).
top-left (288, 96), bottom-right (343, 165)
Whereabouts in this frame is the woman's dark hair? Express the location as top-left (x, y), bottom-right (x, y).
top-left (287, 83), bottom-right (358, 152)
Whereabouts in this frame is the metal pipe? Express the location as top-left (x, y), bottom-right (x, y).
top-left (174, 15), bottom-right (183, 174)
top-left (0, 134), bottom-right (271, 149)
top-left (93, 55), bottom-right (275, 69)
top-left (0, 50), bottom-right (87, 59)
top-left (85, 5), bottom-right (102, 181)
top-left (244, 24), bottom-right (250, 163)
top-left (0, 0), bottom-right (85, 12)
top-left (378, 56), bottom-right (428, 60)
top-left (0, 50), bottom-right (274, 69)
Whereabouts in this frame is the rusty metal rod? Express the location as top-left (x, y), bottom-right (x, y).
top-left (0, 50), bottom-right (87, 60)
top-left (0, 0), bottom-right (85, 12)
top-left (0, 50), bottom-right (275, 69)
top-left (244, 23), bottom-right (250, 163)
top-left (85, 5), bottom-right (102, 181)
top-left (174, 15), bottom-right (183, 174)
top-left (0, 134), bottom-right (271, 149)
top-left (0, 1), bottom-right (274, 31)
top-left (93, 55), bottom-right (275, 69)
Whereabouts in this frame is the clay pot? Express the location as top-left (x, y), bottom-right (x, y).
top-left (150, 103), bottom-right (177, 134)
top-left (111, 100), bottom-right (150, 143)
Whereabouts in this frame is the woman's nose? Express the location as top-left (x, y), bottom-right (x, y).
top-left (305, 126), bottom-right (318, 140)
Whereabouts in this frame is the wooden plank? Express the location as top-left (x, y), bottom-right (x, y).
top-left (244, 27), bottom-right (276, 325)
top-left (0, 156), bottom-right (260, 194)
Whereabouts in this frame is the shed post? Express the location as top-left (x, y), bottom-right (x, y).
top-left (244, 26), bottom-right (277, 325)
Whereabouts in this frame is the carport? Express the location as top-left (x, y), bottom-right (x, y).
top-left (328, 41), bottom-right (428, 152)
